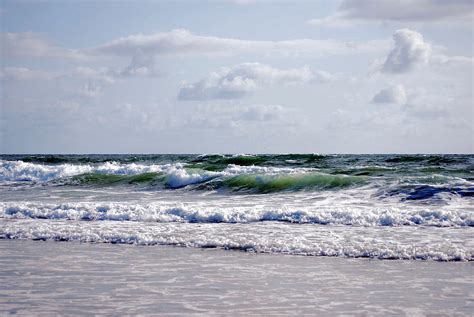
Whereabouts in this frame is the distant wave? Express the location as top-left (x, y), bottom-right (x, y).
top-left (2, 159), bottom-right (474, 197)
top-left (2, 153), bottom-right (470, 167)
top-left (0, 153), bottom-right (329, 165)
top-left (2, 160), bottom-right (369, 192)
top-left (384, 155), bottom-right (463, 164)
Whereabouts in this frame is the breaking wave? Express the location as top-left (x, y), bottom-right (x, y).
top-left (223, 173), bottom-right (364, 193)
top-left (1, 219), bottom-right (472, 261)
top-left (1, 160), bottom-right (368, 192)
top-left (1, 154), bottom-right (473, 261)
top-left (2, 202), bottom-right (472, 227)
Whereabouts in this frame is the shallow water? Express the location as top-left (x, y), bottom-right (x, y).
top-left (0, 240), bottom-right (472, 316)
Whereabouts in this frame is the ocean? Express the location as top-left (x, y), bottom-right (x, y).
top-left (0, 154), bottom-right (473, 261)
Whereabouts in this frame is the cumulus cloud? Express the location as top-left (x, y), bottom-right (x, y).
top-left (308, 0), bottom-right (474, 27)
top-left (372, 85), bottom-right (407, 105)
top-left (381, 29), bottom-right (431, 73)
top-left (371, 29), bottom-right (471, 74)
top-left (178, 63), bottom-right (333, 100)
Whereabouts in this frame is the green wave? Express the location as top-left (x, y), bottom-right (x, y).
top-left (71, 172), bottom-right (163, 185)
top-left (224, 173), bottom-right (365, 193)
top-left (68, 171), bottom-right (366, 193)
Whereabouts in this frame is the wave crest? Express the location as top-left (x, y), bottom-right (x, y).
top-left (224, 173), bottom-right (364, 193)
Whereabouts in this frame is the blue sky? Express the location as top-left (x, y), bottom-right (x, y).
top-left (1, 0), bottom-right (473, 153)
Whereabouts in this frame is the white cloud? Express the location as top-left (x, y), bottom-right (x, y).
top-left (1, 66), bottom-right (118, 84)
top-left (77, 82), bottom-right (102, 99)
top-left (372, 85), bottom-right (407, 105)
top-left (178, 63), bottom-right (332, 100)
top-left (382, 29), bottom-right (431, 73)
top-left (94, 103), bottom-right (151, 127)
top-left (369, 30), bottom-right (471, 74)
top-left (185, 104), bottom-right (291, 130)
top-left (72, 67), bottom-right (116, 83)
top-left (0, 67), bottom-right (53, 81)
top-left (307, 14), bottom-right (354, 28)
top-left (308, 0), bottom-right (474, 27)
top-left (238, 104), bottom-right (285, 122)
top-left (225, 0), bottom-right (258, 4)
top-left (402, 103), bottom-right (449, 120)
top-left (312, 70), bottom-right (338, 83)
top-left (73, 60), bottom-right (161, 82)
top-left (0, 32), bottom-right (87, 60)
top-left (431, 54), bottom-right (474, 67)
top-left (119, 49), bottom-right (161, 77)
top-left (330, 102), bottom-right (472, 152)
top-left (94, 28), bottom-right (387, 58)
top-left (3, 29), bottom-right (379, 79)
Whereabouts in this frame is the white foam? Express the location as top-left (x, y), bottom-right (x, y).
top-left (1, 219), bottom-right (472, 261)
top-left (0, 160), bottom-right (318, 184)
top-left (1, 202), bottom-right (472, 227)
top-left (222, 164), bottom-right (316, 175)
top-left (0, 160), bottom-right (92, 182)
top-left (0, 160), bottom-right (204, 183)
top-left (92, 161), bottom-right (169, 175)
top-left (165, 168), bottom-right (220, 188)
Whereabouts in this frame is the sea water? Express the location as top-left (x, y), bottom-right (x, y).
top-left (1, 154), bottom-right (473, 261)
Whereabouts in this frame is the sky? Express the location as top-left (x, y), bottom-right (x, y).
top-left (0, 0), bottom-right (473, 154)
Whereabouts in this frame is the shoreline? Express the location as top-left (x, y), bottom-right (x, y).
top-left (1, 239), bottom-right (472, 316)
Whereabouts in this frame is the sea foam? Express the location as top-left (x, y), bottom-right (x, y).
top-left (1, 219), bottom-right (472, 261)
top-left (1, 202), bottom-right (472, 227)
top-left (0, 160), bottom-right (313, 183)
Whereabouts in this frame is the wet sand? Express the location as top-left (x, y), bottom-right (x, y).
top-left (0, 239), bottom-right (472, 316)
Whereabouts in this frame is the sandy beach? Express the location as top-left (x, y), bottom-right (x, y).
top-left (0, 239), bottom-right (472, 316)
